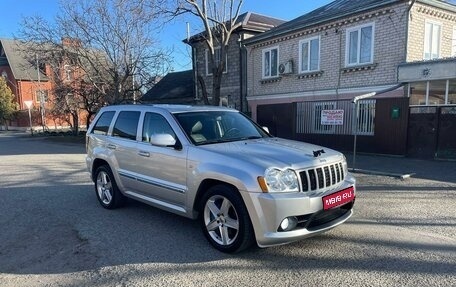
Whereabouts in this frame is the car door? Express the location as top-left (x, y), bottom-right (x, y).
top-left (133, 112), bottom-right (187, 209)
top-left (107, 110), bottom-right (141, 191)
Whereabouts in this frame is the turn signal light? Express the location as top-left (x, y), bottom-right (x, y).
top-left (257, 176), bottom-right (268, 193)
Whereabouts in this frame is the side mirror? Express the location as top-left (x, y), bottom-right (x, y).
top-left (150, 133), bottom-right (176, 147)
top-left (262, 126), bottom-right (270, 134)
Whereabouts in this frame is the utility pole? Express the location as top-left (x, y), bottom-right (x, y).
top-left (130, 51), bottom-right (136, 104)
top-left (36, 54), bottom-right (45, 131)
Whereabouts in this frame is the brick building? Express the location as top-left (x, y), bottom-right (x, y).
top-left (0, 38), bottom-right (54, 129)
top-left (184, 12), bottom-right (284, 112)
top-left (243, 0), bottom-right (456, 158)
top-left (0, 38), bottom-right (89, 131)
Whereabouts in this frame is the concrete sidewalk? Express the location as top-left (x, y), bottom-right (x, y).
top-left (345, 153), bottom-right (456, 184)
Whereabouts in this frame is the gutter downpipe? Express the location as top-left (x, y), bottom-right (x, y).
top-left (239, 33), bottom-right (244, 112)
top-left (351, 83), bottom-right (405, 171)
top-left (192, 46), bottom-right (198, 103)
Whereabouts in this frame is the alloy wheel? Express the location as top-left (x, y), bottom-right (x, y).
top-left (96, 170), bottom-right (113, 205)
top-left (203, 195), bottom-right (240, 246)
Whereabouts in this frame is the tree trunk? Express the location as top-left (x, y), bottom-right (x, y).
top-left (197, 75), bottom-right (210, 105)
top-left (72, 113), bottom-right (79, 135)
top-left (85, 112), bottom-right (94, 130)
top-left (212, 69), bottom-right (222, 106)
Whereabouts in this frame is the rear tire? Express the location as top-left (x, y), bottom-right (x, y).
top-left (94, 165), bottom-right (126, 209)
top-left (200, 185), bottom-right (255, 253)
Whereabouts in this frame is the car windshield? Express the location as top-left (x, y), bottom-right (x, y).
top-left (174, 111), bottom-right (269, 145)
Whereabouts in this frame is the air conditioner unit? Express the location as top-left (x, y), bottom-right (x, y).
top-left (279, 60), bottom-right (293, 75)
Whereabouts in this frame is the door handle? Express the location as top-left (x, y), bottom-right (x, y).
top-left (138, 151), bottom-right (150, 157)
top-left (107, 144), bottom-right (117, 150)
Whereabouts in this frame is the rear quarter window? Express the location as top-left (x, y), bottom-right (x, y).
top-left (92, 111), bottom-right (115, 135)
top-left (112, 111), bottom-right (141, 140)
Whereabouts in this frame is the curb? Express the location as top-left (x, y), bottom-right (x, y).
top-left (350, 168), bottom-right (415, 180)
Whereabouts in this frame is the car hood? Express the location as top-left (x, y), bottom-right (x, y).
top-left (199, 137), bottom-right (344, 170)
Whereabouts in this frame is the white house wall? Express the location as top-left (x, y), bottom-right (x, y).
top-left (407, 3), bottom-right (456, 62)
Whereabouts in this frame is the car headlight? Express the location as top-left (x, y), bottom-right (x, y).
top-left (260, 168), bottom-right (299, 193)
top-left (342, 154), bottom-right (349, 175)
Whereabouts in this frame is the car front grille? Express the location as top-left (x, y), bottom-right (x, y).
top-left (299, 162), bottom-right (345, 192)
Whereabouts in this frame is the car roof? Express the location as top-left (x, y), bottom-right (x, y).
top-left (99, 104), bottom-right (238, 114)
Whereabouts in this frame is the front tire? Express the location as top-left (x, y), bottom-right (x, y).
top-left (200, 185), bottom-right (255, 253)
top-left (94, 165), bottom-right (126, 209)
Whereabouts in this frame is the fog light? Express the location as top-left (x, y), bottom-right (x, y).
top-left (280, 217), bottom-right (298, 231)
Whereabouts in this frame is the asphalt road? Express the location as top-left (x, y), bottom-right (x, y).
top-left (0, 133), bottom-right (455, 287)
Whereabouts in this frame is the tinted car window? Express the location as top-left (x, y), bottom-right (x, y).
top-left (174, 111), bottom-right (267, 145)
top-left (92, 111), bottom-right (115, 135)
top-left (112, 111), bottom-right (140, 140)
top-left (142, 113), bottom-right (176, 142)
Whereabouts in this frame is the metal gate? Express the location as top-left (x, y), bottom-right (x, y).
top-left (257, 98), bottom-right (409, 155)
top-left (257, 103), bottom-right (294, 139)
top-left (407, 106), bottom-right (456, 159)
top-left (437, 106), bottom-right (456, 159)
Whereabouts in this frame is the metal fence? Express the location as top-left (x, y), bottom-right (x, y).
top-left (296, 99), bottom-right (376, 136)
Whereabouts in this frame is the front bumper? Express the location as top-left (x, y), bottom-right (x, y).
top-left (241, 175), bottom-right (356, 247)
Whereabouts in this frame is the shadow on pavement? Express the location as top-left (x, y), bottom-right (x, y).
top-left (0, 183), bottom-right (454, 276)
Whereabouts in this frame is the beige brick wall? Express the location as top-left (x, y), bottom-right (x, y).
top-left (407, 3), bottom-right (456, 62)
top-left (246, 2), bottom-right (409, 98)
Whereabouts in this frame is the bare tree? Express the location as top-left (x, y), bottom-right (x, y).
top-left (19, 0), bottom-right (172, 131)
top-left (57, 0), bottom-right (172, 104)
top-left (168, 0), bottom-right (244, 106)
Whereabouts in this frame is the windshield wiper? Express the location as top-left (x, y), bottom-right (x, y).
top-left (199, 136), bottom-right (262, 145)
top-left (242, 136), bottom-right (262, 140)
top-left (199, 138), bottom-right (237, 145)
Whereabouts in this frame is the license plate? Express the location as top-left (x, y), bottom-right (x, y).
top-left (323, 186), bottom-right (355, 210)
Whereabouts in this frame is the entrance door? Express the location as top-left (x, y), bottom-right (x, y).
top-left (436, 106), bottom-right (456, 159)
top-left (407, 106), bottom-right (438, 158)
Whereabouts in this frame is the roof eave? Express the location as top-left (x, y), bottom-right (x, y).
top-left (417, 0), bottom-right (456, 13)
top-left (243, 0), bottom-right (399, 46)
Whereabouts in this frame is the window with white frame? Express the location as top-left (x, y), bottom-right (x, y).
top-left (409, 80), bottom-right (456, 105)
top-left (205, 47), bottom-right (227, 76)
top-left (452, 26), bottom-right (456, 57)
top-left (299, 36), bottom-right (320, 73)
top-left (346, 23), bottom-right (374, 66)
top-left (64, 64), bottom-right (73, 81)
top-left (313, 102), bottom-right (335, 133)
top-left (424, 20), bottom-right (441, 60)
top-left (35, 90), bottom-right (49, 103)
top-left (262, 46), bottom-right (279, 78)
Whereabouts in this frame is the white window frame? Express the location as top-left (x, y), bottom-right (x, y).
top-left (64, 64), bottom-right (73, 81)
top-left (423, 20), bottom-right (442, 60)
top-left (409, 80), bottom-right (454, 106)
top-left (35, 90), bottom-right (49, 103)
top-left (345, 22), bottom-right (375, 66)
top-left (299, 36), bottom-right (321, 73)
top-left (452, 26), bottom-right (456, 57)
top-left (205, 47), bottom-right (228, 76)
top-left (262, 46), bottom-right (279, 79)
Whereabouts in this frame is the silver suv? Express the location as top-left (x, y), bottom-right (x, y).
top-left (86, 105), bottom-right (356, 253)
